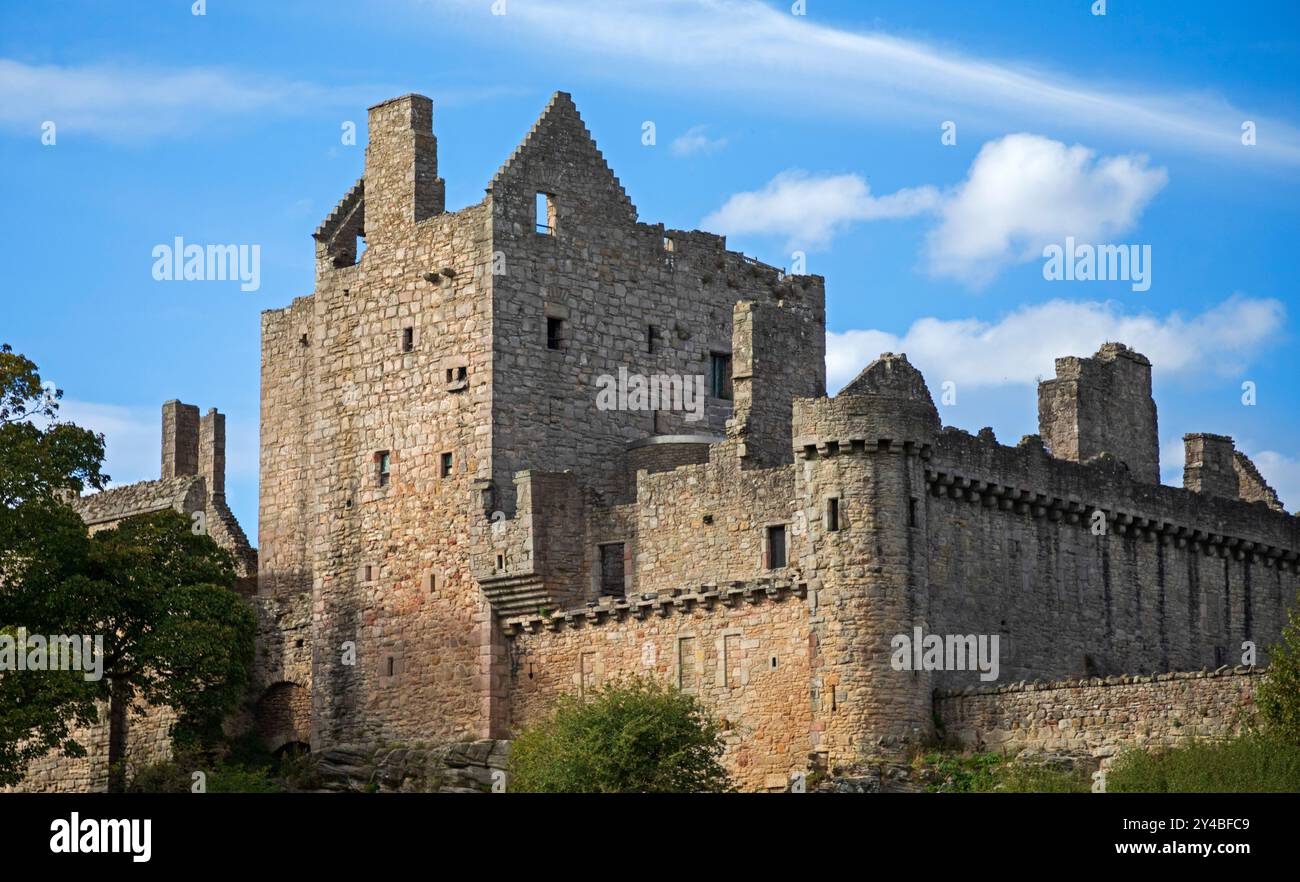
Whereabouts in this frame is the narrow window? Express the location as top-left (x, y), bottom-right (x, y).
top-left (386, 657), bottom-right (395, 677)
top-left (547, 316), bottom-right (564, 350)
top-left (428, 573), bottom-right (437, 594)
top-left (710, 352), bottom-right (733, 400)
top-left (767, 524), bottom-right (787, 570)
top-left (363, 564), bottom-right (373, 582)
top-left (402, 327), bottom-right (414, 353)
top-left (440, 451), bottom-right (453, 478)
top-left (536, 192), bottom-right (554, 235)
top-left (826, 497), bottom-right (840, 532)
top-left (376, 451), bottom-right (391, 487)
top-left (909, 497), bottom-right (919, 528)
top-left (580, 652), bottom-right (597, 694)
top-left (647, 325), bottom-right (660, 354)
top-left (599, 543), bottom-right (626, 597)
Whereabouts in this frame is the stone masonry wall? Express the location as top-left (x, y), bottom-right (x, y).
top-left (487, 92), bottom-right (824, 508)
top-left (505, 581), bottom-right (813, 792)
top-left (925, 427), bottom-right (1299, 691)
top-left (259, 93), bottom-right (500, 748)
top-left (936, 667), bottom-right (1262, 761)
top-left (5, 701), bottom-right (176, 793)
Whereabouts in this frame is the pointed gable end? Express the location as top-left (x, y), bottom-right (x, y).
top-left (489, 91), bottom-right (637, 228)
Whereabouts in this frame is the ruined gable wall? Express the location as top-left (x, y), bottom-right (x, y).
top-left (486, 94), bottom-right (821, 509)
top-left (924, 430), bottom-right (1299, 691)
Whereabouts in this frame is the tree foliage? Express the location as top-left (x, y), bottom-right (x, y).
top-left (508, 677), bottom-right (734, 793)
top-left (0, 344), bottom-right (107, 786)
top-left (1257, 589), bottom-right (1300, 745)
top-left (0, 345), bottom-right (254, 789)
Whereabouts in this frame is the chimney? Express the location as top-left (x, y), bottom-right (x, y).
top-left (161, 400), bottom-right (200, 479)
top-left (1183, 433), bottom-right (1238, 500)
top-left (363, 94), bottom-right (444, 247)
top-left (199, 408), bottom-right (226, 499)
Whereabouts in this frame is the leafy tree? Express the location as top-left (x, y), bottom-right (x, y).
top-left (508, 677), bottom-right (734, 793)
top-left (0, 345), bottom-right (255, 791)
top-left (79, 511), bottom-right (256, 791)
top-left (1257, 589), bottom-right (1300, 745)
top-left (0, 344), bottom-right (106, 786)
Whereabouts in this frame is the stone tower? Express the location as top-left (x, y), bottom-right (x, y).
top-left (794, 353), bottom-right (941, 757)
top-left (1038, 342), bottom-right (1160, 484)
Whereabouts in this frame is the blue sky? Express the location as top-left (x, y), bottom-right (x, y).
top-left (2, 0), bottom-right (1298, 538)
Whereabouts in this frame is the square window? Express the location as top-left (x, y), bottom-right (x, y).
top-left (710, 352), bottom-right (732, 400)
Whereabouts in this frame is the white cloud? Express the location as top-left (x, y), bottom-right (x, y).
top-left (926, 134), bottom-right (1167, 285)
top-left (0, 59), bottom-right (369, 140)
top-left (670, 125), bottom-right (727, 157)
top-left (430, 0), bottom-right (1300, 166)
top-left (825, 295), bottom-right (1285, 393)
top-left (701, 170), bottom-right (939, 250)
top-left (701, 134), bottom-right (1165, 277)
top-left (0, 59), bottom-right (518, 141)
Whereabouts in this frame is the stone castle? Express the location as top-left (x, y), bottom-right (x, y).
top-left (19, 92), bottom-right (1299, 791)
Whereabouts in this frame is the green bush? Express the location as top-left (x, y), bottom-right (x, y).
top-left (1257, 590), bottom-right (1300, 745)
top-left (127, 737), bottom-right (318, 793)
top-left (918, 752), bottom-right (1090, 793)
top-left (508, 677), bottom-right (734, 792)
top-left (1106, 734), bottom-right (1300, 793)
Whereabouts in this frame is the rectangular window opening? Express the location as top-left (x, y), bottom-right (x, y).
top-left (402, 327), bottom-right (414, 353)
top-left (826, 497), bottom-right (840, 532)
top-left (710, 352), bottom-right (733, 400)
top-left (599, 543), bottom-right (626, 598)
top-left (547, 316), bottom-right (564, 351)
top-left (767, 524), bottom-right (787, 570)
top-left (536, 192), bottom-right (555, 235)
top-left (376, 451), bottom-right (390, 487)
top-left (647, 325), bottom-right (660, 354)
top-left (440, 451), bottom-right (454, 478)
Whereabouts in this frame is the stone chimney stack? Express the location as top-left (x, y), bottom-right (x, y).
top-left (1037, 343), bottom-right (1160, 484)
top-left (364, 94), bottom-right (444, 247)
top-left (1183, 433), bottom-right (1238, 499)
top-left (161, 400), bottom-right (200, 480)
top-left (199, 408), bottom-right (226, 499)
